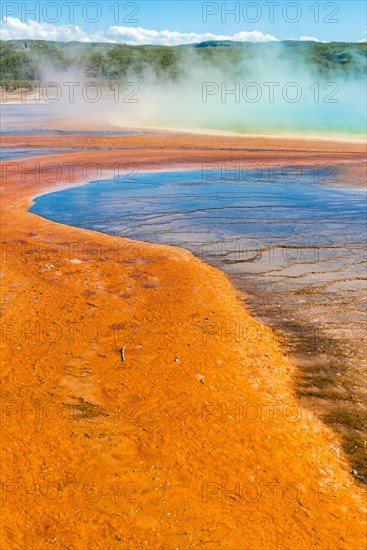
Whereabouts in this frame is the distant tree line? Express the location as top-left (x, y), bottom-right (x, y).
top-left (0, 39), bottom-right (366, 89)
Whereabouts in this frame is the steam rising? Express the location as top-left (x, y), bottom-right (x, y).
top-left (42, 45), bottom-right (366, 137)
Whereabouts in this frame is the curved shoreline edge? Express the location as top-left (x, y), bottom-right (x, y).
top-left (1, 134), bottom-right (366, 549)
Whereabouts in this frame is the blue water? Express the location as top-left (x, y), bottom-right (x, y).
top-left (28, 167), bottom-right (367, 480)
top-left (0, 104), bottom-right (142, 137)
top-left (30, 168), bottom-right (366, 253)
top-left (0, 148), bottom-right (80, 161)
top-left (0, 129), bottom-right (142, 137)
top-left (30, 168), bottom-right (366, 345)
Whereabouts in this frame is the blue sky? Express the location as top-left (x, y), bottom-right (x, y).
top-left (1, 1), bottom-right (366, 43)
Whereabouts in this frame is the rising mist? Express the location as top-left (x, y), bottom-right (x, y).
top-left (37, 42), bottom-right (367, 137)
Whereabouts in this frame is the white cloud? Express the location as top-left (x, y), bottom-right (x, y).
top-left (299, 36), bottom-right (321, 42)
top-left (0, 17), bottom-right (105, 42)
top-left (0, 19), bottom-right (337, 46)
top-left (232, 31), bottom-right (278, 43)
top-left (108, 26), bottom-right (278, 45)
top-left (1, 17), bottom-right (278, 45)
